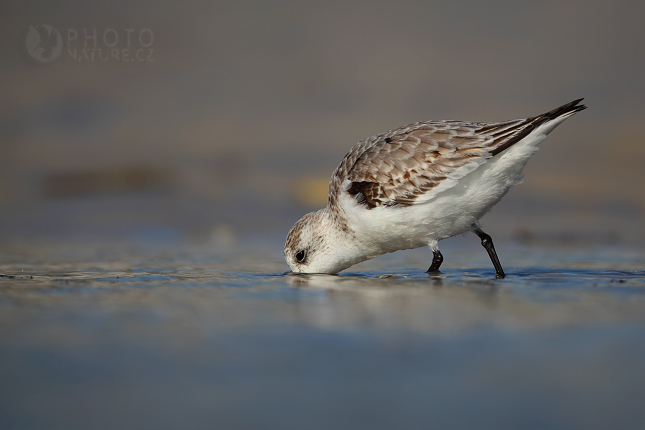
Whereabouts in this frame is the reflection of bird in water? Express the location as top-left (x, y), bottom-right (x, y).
top-left (35, 26), bottom-right (59, 60)
top-left (285, 100), bottom-right (586, 278)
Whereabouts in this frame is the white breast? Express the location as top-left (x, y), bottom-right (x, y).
top-left (338, 127), bottom-right (551, 253)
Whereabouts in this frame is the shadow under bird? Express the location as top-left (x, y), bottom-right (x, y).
top-left (285, 99), bottom-right (587, 277)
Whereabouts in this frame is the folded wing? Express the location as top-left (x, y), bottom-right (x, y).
top-left (328, 99), bottom-right (585, 210)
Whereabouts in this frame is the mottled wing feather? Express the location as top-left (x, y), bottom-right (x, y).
top-left (328, 119), bottom-right (525, 209)
top-left (328, 99), bottom-right (586, 210)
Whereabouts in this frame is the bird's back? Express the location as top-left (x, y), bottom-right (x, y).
top-left (328, 99), bottom-right (587, 250)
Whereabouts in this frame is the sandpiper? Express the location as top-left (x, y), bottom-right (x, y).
top-left (285, 99), bottom-right (586, 277)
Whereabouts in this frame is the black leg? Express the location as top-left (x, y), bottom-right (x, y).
top-left (427, 249), bottom-right (443, 272)
top-left (473, 227), bottom-right (505, 278)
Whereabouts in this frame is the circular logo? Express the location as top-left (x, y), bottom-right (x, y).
top-left (25, 25), bottom-right (62, 63)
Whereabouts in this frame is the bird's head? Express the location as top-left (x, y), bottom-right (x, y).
top-left (284, 209), bottom-right (361, 274)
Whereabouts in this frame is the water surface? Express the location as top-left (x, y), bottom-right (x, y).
top-left (1, 240), bottom-right (644, 430)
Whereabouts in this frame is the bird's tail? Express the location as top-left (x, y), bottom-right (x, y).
top-left (490, 99), bottom-right (586, 156)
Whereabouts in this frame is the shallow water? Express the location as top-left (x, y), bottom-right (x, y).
top-left (1, 240), bottom-right (645, 430)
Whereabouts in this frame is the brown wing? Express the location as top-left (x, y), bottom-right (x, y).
top-left (328, 99), bottom-right (586, 209)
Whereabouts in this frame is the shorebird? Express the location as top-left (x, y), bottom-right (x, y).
top-left (284, 99), bottom-right (586, 277)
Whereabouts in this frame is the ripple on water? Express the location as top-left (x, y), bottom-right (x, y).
top-left (1, 244), bottom-right (645, 430)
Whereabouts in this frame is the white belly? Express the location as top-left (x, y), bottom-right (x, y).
top-left (339, 132), bottom-right (546, 254)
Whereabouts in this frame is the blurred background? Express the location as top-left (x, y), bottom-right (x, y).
top-left (1, 0), bottom-right (644, 249)
top-left (2, 3), bottom-right (645, 430)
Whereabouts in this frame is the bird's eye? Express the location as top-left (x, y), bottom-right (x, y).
top-left (295, 249), bottom-right (307, 263)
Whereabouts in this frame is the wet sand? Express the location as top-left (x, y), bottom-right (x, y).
top-left (1, 240), bottom-right (644, 430)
